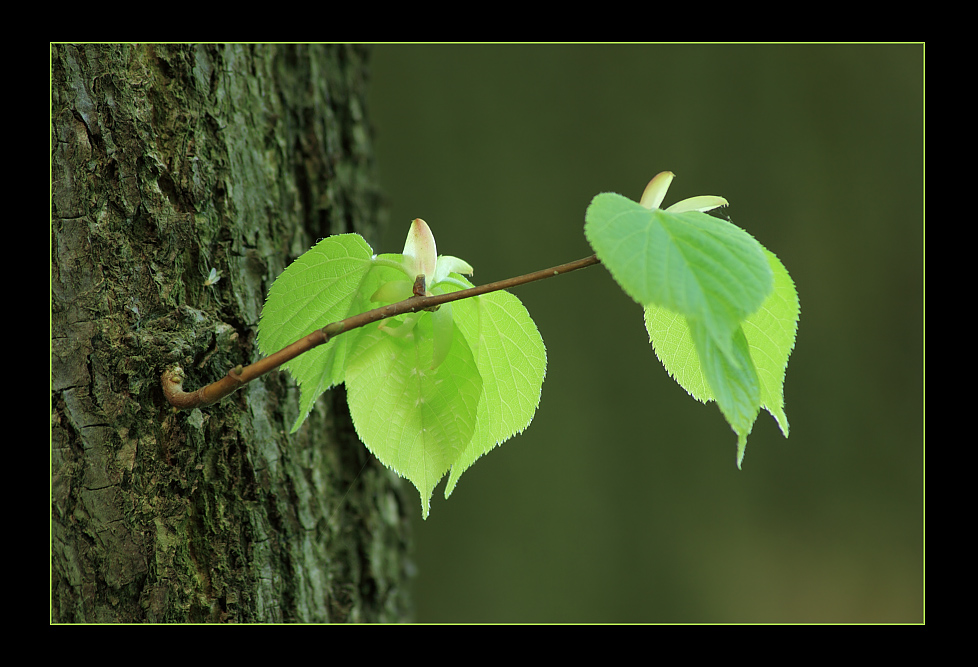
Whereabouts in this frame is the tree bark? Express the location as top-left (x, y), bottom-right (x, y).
top-left (51, 44), bottom-right (412, 623)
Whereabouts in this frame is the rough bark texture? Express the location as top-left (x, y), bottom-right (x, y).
top-left (51, 44), bottom-right (412, 623)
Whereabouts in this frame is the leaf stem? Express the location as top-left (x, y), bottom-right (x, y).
top-left (163, 253), bottom-right (601, 410)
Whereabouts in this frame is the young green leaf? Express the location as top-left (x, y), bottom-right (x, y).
top-left (688, 318), bottom-right (759, 467)
top-left (257, 234), bottom-right (376, 432)
top-left (443, 280), bottom-right (547, 497)
top-left (584, 192), bottom-right (773, 362)
top-left (256, 219), bottom-right (545, 518)
top-left (645, 248), bottom-right (800, 457)
top-left (344, 313), bottom-right (483, 519)
top-left (740, 250), bottom-right (799, 437)
top-left (584, 173), bottom-right (797, 467)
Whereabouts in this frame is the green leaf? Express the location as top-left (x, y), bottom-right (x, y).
top-left (744, 252), bottom-right (799, 436)
top-left (584, 193), bottom-right (773, 361)
top-left (256, 234), bottom-right (376, 432)
top-left (689, 318), bottom-right (759, 467)
top-left (344, 312), bottom-right (483, 519)
top-left (645, 249), bottom-right (800, 465)
top-left (256, 224), bottom-right (545, 518)
top-left (584, 190), bottom-right (802, 467)
top-left (443, 280), bottom-right (547, 497)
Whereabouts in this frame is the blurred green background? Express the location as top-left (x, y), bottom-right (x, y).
top-left (365, 44), bottom-right (923, 623)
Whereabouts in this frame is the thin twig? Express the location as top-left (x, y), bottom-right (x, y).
top-left (163, 254), bottom-right (601, 410)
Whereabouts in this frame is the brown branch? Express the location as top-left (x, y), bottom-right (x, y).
top-left (163, 253), bottom-right (601, 410)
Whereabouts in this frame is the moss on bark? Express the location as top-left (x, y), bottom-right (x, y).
top-left (52, 44), bottom-right (411, 623)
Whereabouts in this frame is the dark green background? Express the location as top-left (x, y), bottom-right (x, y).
top-left (365, 44), bottom-right (923, 623)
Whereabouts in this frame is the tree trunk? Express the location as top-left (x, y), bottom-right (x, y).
top-left (51, 44), bottom-right (412, 623)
